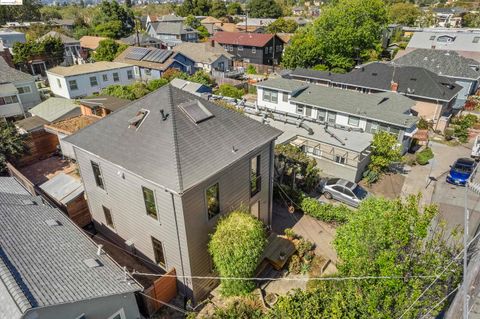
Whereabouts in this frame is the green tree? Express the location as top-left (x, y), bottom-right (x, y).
top-left (463, 12), bottom-right (480, 28)
top-left (0, 120), bottom-right (27, 173)
top-left (146, 78), bottom-right (169, 91)
top-left (227, 2), bottom-right (243, 15)
top-left (266, 17), bottom-right (298, 33)
top-left (184, 14), bottom-right (201, 29)
top-left (210, 0), bottom-right (227, 18)
top-left (188, 70), bottom-right (215, 87)
top-left (388, 3), bottom-right (421, 26)
top-left (93, 39), bottom-right (128, 61)
top-left (40, 6), bottom-right (62, 21)
top-left (13, 36), bottom-right (64, 67)
top-left (214, 84), bottom-right (244, 99)
top-left (196, 25), bottom-right (210, 40)
top-left (282, 0), bottom-right (387, 70)
top-left (91, 0), bottom-right (134, 38)
top-left (274, 144), bottom-right (319, 191)
top-left (417, 9), bottom-right (435, 28)
top-left (368, 130), bottom-right (401, 174)
top-left (246, 0), bottom-right (283, 18)
top-left (208, 210), bottom-right (267, 296)
top-left (0, 0), bottom-right (41, 25)
top-left (270, 196), bottom-right (462, 319)
top-left (161, 68), bottom-right (189, 82)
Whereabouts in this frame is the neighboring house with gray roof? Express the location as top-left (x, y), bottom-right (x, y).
top-left (119, 33), bottom-right (165, 49)
top-left (0, 29), bottom-right (25, 48)
top-left (173, 41), bottom-right (233, 74)
top-left (38, 31), bottom-right (83, 66)
top-left (65, 85), bottom-right (282, 302)
top-left (0, 57), bottom-right (41, 118)
top-left (15, 97), bottom-right (80, 133)
top-left (146, 20), bottom-right (198, 48)
top-left (405, 29), bottom-right (480, 62)
top-left (394, 49), bottom-right (480, 107)
top-left (255, 77), bottom-right (418, 181)
top-left (170, 78), bottom-right (212, 96)
top-left (0, 177), bottom-right (142, 319)
top-left (289, 62), bottom-right (461, 127)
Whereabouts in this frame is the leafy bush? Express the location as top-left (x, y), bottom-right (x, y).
top-left (312, 64), bottom-right (329, 71)
top-left (417, 117), bottom-right (429, 130)
top-left (215, 84), bottom-right (244, 99)
top-left (300, 196), bottom-right (351, 224)
top-left (0, 120), bottom-right (27, 173)
top-left (146, 78), bottom-right (169, 91)
top-left (246, 64), bottom-right (257, 74)
top-left (444, 127), bottom-right (454, 141)
top-left (416, 147), bottom-right (434, 165)
top-left (330, 67), bottom-right (347, 74)
top-left (209, 211), bottom-right (266, 296)
top-left (288, 254), bottom-right (302, 274)
top-left (284, 228), bottom-right (296, 239)
top-left (363, 169), bottom-right (380, 184)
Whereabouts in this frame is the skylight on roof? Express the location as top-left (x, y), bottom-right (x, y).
top-left (179, 100), bottom-right (214, 124)
top-left (128, 109), bottom-right (149, 129)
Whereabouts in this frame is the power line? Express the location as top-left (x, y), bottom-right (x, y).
top-left (131, 270), bottom-right (438, 282)
top-left (419, 286), bottom-right (459, 319)
top-left (397, 230), bottom-right (480, 319)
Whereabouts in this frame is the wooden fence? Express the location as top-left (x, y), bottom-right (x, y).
top-left (15, 130), bottom-right (59, 167)
top-left (141, 268), bottom-right (178, 316)
top-left (6, 162), bottom-right (36, 195)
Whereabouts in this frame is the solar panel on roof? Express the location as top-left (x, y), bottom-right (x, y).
top-left (143, 49), bottom-right (173, 63)
top-left (179, 101), bottom-right (214, 124)
top-left (125, 47), bottom-right (151, 60)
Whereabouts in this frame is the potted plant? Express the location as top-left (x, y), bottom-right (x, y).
top-left (284, 228), bottom-right (295, 240)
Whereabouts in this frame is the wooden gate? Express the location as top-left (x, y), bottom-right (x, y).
top-left (142, 268), bottom-right (178, 316)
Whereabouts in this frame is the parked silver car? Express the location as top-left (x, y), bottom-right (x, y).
top-left (319, 178), bottom-right (369, 207)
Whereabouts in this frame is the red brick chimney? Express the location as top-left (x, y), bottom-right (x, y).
top-left (210, 39), bottom-right (215, 47)
top-left (390, 81), bottom-right (399, 92)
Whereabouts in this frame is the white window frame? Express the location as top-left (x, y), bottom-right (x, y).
top-left (113, 72), bottom-right (120, 82)
top-left (370, 123), bottom-right (378, 134)
top-left (69, 80), bottom-right (78, 91)
top-left (17, 85), bottom-right (31, 94)
top-left (127, 70), bottom-right (133, 79)
top-left (348, 116), bottom-right (360, 127)
top-left (335, 155), bottom-right (346, 165)
top-left (102, 74), bottom-right (108, 81)
top-left (107, 308), bottom-right (126, 319)
top-left (89, 76), bottom-right (98, 87)
top-left (237, 45), bottom-right (243, 51)
top-left (296, 105), bottom-right (304, 115)
top-left (317, 109), bottom-right (326, 122)
top-left (252, 47), bottom-right (256, 54)
top-left (327, 112), bottom-right (336, 124)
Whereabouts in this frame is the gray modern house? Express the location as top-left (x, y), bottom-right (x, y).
top-left (394, 49), bottom-right (480, 108)
top-left (65, 85), bottom-right (282, 302)
top-left (0, 177), bottom-right (142, 319)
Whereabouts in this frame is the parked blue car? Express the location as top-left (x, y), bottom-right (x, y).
top-left (446, 158), bottom-right (476, 186)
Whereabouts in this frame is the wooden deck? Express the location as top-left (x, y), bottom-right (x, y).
top-left (262, 233), bottom-right (296, 271)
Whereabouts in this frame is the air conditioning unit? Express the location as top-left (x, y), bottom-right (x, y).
top-left (125, 239), bottom-right (136, 254)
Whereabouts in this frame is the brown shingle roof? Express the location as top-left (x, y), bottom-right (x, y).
top-left (79, 36), bottom-right (108, 50)
top-left (211, 32), bottom-right (274, 47)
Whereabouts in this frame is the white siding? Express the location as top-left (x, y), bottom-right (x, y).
top-left (47, 66), bottom-right (135, 99)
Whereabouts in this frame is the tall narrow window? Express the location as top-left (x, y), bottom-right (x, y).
top-left (127, 70), bottom-right (133, 79)
top-left (151, 237), bottom-right (166, 267)
top-left (327, 112), bottom-right (336, 124)
top-left (90, 76), bottom-right (98, 87)
top-left (206, 183), bottom-right (220, 220)
top-left (102, 74), bottom-right (108, 81)
top-left (250, 155), bottom-right (261, 197)
top-left (69, 80), bottom-right (78, 91)
top-left (142, 186), bottom-right (158, 220)
top-left (113, 72), bottom-right (120, 82)
top-left (103, 206), bottom-right (114, 229)
top-left (57, 78), bottom-right (62, 88)
top-left (282, 92), bottom-right (288, 102)
top-left (91, 161), bottom-right (104, 189)
top-left (317, 110), bottom-right (326, 122)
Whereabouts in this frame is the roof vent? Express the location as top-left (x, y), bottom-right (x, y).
top-left (410, 78), bottom-right (417, 81)
top-left (407, 88), bottom-right (415, 94)
top-left (83, 258), bottom-right (102, 268)
top-left (45, 219), bottom-right (61, 226)
top-left (128, 109), bottom-right (149, 129)
top-left (179, 100), bottom-right (214, 124)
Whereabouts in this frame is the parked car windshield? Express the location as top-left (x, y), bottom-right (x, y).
top-left (453, 163), bottom-right (473, 174)
top-left (352, 185), bottom-right (368, 199)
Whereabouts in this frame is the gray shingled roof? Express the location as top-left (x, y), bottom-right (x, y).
top-left (0, 177), bottom-right (141, 315)
top-left (406, 31), bottom-right (480, 54)
top-left (257, 78), bottom-right (418, 128)
top-left (290, 62), bottom-right (462, 102)
top-left (257, 77), bottom-right (309, 93)
top-left (65, 85), bottom-right (282, 193)
top-left (172, 41), bottom-right (233, 64)
top-left (0, 57), bottom-right (34, 84)
top-left (38, 31), bottom-right (79, 44)
top-left (119, 33), bottom-right (164, 46)
top-left (29, 97), bottom-right (80, 122)
top-left (154, 21), bottom-right (197, 35)
top-left (394, 49), bottom-right (480, 80)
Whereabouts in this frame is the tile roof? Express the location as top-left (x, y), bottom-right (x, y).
top-left (28, 97), bottom-right (80, 122)
top-left (0, 177), bottom-right (141, 315)
top-left (211, 32), bottom-right (275, 47)
top-left (393, 49), bottom-right (480, 80)
top-left (172, 41), bottom-right (233, 64)
top-left (257, 78), bottom-right (418, 128)
top-left (0, 57), bottom-right (34, 84)
top-left (65, 85), bottom-right (282, 193)
top-left (38, 31), bottom-right (78, 44)
top-left (215, 23), bottom-right (239, 33)
top-left (79, 36), bottom-right (108, 50)
top-left (290, 62), bottom-right (462, 102)
top-left (47, 61), bottom-right (132, 77)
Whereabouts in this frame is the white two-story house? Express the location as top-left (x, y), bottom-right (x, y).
top-left (47, 62), bottom-right (135, 99)
top-left (254, 78), bottom-right (419, 182)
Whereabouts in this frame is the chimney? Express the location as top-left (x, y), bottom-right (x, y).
top-left (97, 244), bottom-right (104, 256)
top-left (210, 39), bottom-right (215, 47)
top-left (390, 81), bottom-right (398, 92)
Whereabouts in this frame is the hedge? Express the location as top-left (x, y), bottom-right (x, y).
top-left (416, 147), bottom-right (434, 165)
top-left (300, 196), bottom-right (351, 224)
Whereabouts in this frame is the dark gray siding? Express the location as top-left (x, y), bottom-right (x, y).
top-left (180, 141), bottom-right (273, 301)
